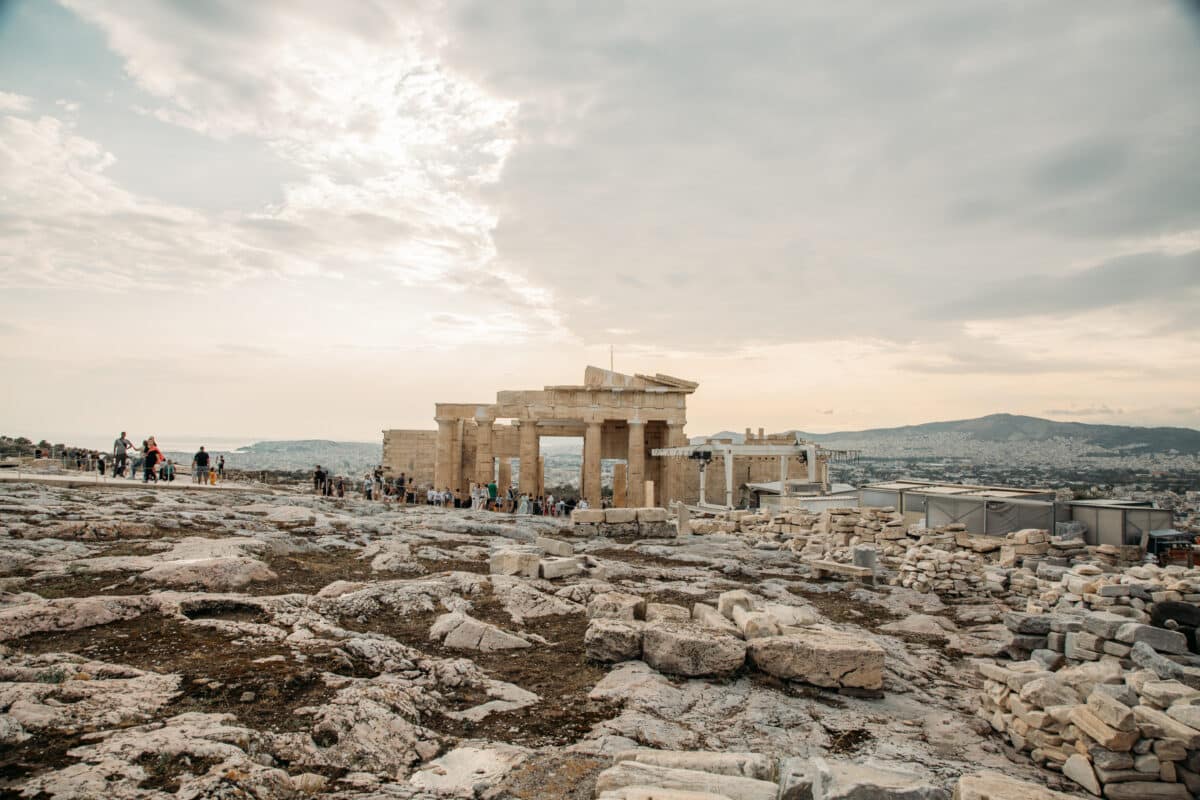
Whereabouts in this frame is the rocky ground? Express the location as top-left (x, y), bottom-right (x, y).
top-left (0, 482), bottom-right (1082, 799)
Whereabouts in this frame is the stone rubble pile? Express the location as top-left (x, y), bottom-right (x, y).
top-left (897, 544), bottom-right (987, 597)
top-left (976, 652), bottom-right (1200, 799)
top-left (490, 535), bottom-right (608, 581)
top-left (583, 588), bottom-right (884, 690)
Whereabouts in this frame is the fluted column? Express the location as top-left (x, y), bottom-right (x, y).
top-left (663, 423), bottom-right (687, 506)
top-left (518, 421), bottom-right (539, 495)
top-left (584, 422), bottom-right (602, 508)
top-left (434, 419), bottom-right (454, 490)
top-left (627, 422), bottom-right (645, 507)
top-left (475, 421), bottom-right (494, 486)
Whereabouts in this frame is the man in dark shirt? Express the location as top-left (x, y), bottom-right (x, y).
top-left (192, 447), bottom-right (210, 484)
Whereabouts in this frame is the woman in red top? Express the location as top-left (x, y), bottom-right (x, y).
top-left (143, 437), bottom-right (163, 483)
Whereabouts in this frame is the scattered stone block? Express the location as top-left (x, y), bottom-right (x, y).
top-left (641, 622), bottom-right (747, 677)
top-left (613, 750), bottom-right (774, 781)
top-left (538, 557), bottom-right (582, 579)
top-left (1061, 753), bottom-right (1101, 796)
top-left (693, 602), bottom-right (741, 636)
top-left (536, 536), bottom-right (574, 557)
top-left (1114, 622), bottom-right (1189, 655)
top-left (810, 757), bottom-right (948, 800)
top-left (1087, 690), bottom-right (1136, 732)
top-left (588, 592), bottom-right (647, 621)
top-left (718, 590), bottom-right (756, 620)
top-left (595, 761), bottom-right (778, 800)
top-left (584, 618), bottom-right (644, 663)
top-left (429, 613), bottom-right (530, 652)
top-left (954, 770), bottom-right (1076, 800)
top-left (1069, 706), bottom-right (1138, 751)
top-left (489, 549), bottom-right (540, 577)
top-left (747, 629), bottom-right (885, 690)
top-left (645, 603), bottom-right (691, 623)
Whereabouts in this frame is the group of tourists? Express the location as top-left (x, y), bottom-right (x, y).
top-left (310, 464), bottom-right (586, 516)
top-left (102, 432), bottom-right (225, 485)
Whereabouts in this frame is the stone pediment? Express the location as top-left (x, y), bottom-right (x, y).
top-left (579, 366), bottom-right (698, 393)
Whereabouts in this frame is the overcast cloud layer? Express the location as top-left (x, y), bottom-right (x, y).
top-left (1, 0), bottom-right (1198, 441)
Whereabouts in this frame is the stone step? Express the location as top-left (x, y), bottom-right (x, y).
top-left (613, 750), bottom-right (774, 782)
top-left (594, 762), bottom-right (778, 800)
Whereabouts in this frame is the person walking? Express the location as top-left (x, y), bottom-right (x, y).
top-left (217, 455), bottom-right (225, 480)
top-left (193, 446), bottom-right (210, 484)
top-left (313, 465), bottom-right (324, 494)
top-left (112, 432), bottom-right (132, 478)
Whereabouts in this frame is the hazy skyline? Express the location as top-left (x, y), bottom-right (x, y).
top-left (2, 1), bottom-right (1199, 444)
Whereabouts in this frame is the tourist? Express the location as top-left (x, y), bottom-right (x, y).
top-left (336, 476), bottom-right (345, 498)
top-left (442, 487), bottom-right (453, 507)
top-left (363, 475), bottom-right (373, 500)
top-left (208, 465), bottom-right (216, 485)
top-left (97, 454), bottom-right (106, 477)
top-left (143, 437), bottom-right (162, 483)
top-left (313, 465), bottom-right (324, 494)
top-left (112, 432), bottom-right (132, 478)
top-left (193, 446), bottom-right (210, 484)
top-left (397, 473), bottom-right (407, 506)
top-left (487, 480), bottom-right (498, 511)
top-left (517, 493), bottom-right (530, 515)
top-left (217, 455), bottom-right (225, 479)
top-left (577, 497), bottom-right (589, 510)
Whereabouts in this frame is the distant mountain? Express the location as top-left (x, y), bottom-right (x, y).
top-left (164, 439), bottom-right (380, 474)
top-left (690, 415), bottom-right (1200, 454)
top-left (785, 414), bottom-right (1200, 454)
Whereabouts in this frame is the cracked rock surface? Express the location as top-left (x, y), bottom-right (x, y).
top-left (0, 482), bottom-right (1063, 798)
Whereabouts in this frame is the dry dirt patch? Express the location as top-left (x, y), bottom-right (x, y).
top-left (12, 614), bottom-right (347, 732)
top-left (341, 589), bottom-right (615, 747)
top-left (787, 585), bottom-right (903, 631)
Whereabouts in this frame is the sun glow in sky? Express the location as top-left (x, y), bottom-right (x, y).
top-left (1, 1), bottom-right (1199, 444)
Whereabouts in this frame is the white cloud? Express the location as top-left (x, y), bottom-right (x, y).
top-left (59, 0), bottom-right (521, 289)
top-left (0, 92), bottom-right (32, 112)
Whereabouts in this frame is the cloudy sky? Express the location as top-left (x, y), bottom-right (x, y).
top-left (2, 0), bottom-right (1199, 446)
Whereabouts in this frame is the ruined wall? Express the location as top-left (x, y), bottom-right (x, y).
top-left (381, 430), bottom-right (436, 485)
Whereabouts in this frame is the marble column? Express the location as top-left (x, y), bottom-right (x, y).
top-left (627, 422), bottom-right (645, 507)
top-left (498, 458), bottom-right (512, 493)
top-left (583, 422), bottom-right (602, 508)
top-left (663, 423), bottom-right (687, 507)
top-left (434, 418), bottom-right (454, 491)
top-left (475, 421), bottom-right (494, 486)
top-left (613, 463), bottom-right (628, 507)
top-left (450, 419), bottom-right (464, 492)
top-left (518, 421), bottom-right (539, 495)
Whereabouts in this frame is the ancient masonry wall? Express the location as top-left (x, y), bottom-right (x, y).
top-left (381, 430), bottom-right (437, 486)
